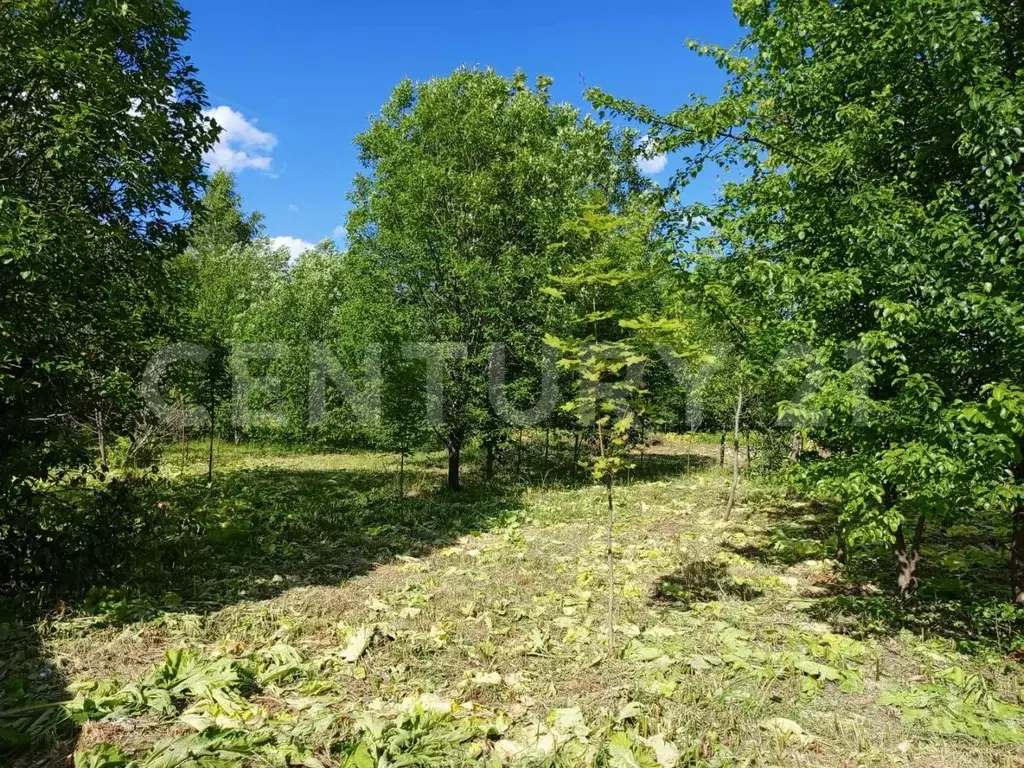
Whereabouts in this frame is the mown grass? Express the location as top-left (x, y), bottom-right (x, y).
top-left (3, 436), bottom-right (1024, 766)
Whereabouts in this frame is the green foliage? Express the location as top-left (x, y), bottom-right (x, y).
top-left (878, 665), bottom-right (1024, 744)
top-left (0, 477), bottom-right (197, 596)
top-left (0, 0), bottom-right (219, 593)
top-left (75, 730), bottom-right (258, 768)
top-left (5, 448), bottom-right (1024, 765)
top-left (544, 202), bottom-right (692, 485)
top-left (0, 674), bottom-right (70, 751)
top-left (591, 0), bottom-right (1024, 584)
top-left (169, 173), bottom-right (284, 453)
top-left (7, 2), bottom-right (1024, 764)
top-left (346, 68), bottom-right (642, 487)
top-left (187, 171), bottom-right (263, 255)
top-left (0, 0), bottom-right (217, 490)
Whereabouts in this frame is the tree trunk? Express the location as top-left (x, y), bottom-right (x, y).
top-left (207, 374), bottom-right (215, 484)
top-left (447, 444), bottom-right (461, 491)
top-left (744, 429), bottom-right (751, 475)
top-left (836, 521), bottom-right (848, 565)
top-left (894, 514), bottom-right (926, 598)
top-left (572, 432), bottom-right (581, 480)
top-left (719, 431), bottom-right (726, 467)
top-left (515, 428), bottom-right (524, 475)
top-left (595, 418), bottom-right (615, 651)
top-left (543, 427), bottom-right (550, 478)
top-left (180, 401), bottom-right (187, 471)
top-left (605, 474), bottom-right (615, 649)
top-left (789, 432), bottom-right (803, 462)
top-left (399, 451), bottom-right (405, 498)
top-left (1012, 460), bottom-right (1024, 603)
top-left (724, 386), bottom-right (743, 520)
top-left (207, 428), bottom-right (214, 483)
top-left (484, 438), bottom-right (496, 480)
top-left (96, 410), bottom-right (106, 466)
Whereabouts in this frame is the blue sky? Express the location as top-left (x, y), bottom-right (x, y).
top-left (181, 1), bottom-right (744, 258)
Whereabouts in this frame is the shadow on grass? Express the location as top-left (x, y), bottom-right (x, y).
top-left (0, 457), bottom-right (530, 764)
top-left (3, 435), bottom-right (723, 624)
top-left (651, 560), bottom-right (764, 610)
top-left (0, 624), bottom-right (71, 766)
top-left (0, 435), bottom-right (723, 763)
top-left (70, 466), bottom-right (524, 621)
top-left (477, 436), bottom-right (719, 489)
top-left (724, 500), bottom-right (1024, 653)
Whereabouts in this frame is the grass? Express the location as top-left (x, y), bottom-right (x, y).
top-left (3, 435), bottom-right (1024, 766)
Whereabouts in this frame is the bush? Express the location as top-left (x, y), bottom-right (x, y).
top-left (0, 478), bottom-right (196, 604)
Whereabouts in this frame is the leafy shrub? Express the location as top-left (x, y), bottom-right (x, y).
top-left (0, 479), bottom-right (198, 603)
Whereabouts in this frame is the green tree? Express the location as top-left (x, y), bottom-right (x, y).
top-left (189, 170), bottom-right (263, 253)
top-left (173, 174), bottom-right (280, 479)
top-left (0, 0), bottom-right (216, 490)
top-left (231, 239), bottom-right (396, 449)
top-left (591, 0), bottom-right (1024, 596)
top-left (347, 68), bottom-right (641, 490)
top-left (689, 251), bottom-right (795, 517)
top-left (545, 200), bottom-right (698, 647)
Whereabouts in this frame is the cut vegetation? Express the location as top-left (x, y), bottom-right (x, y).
top-left (4, 439), bottom-right (1024, 766)
top-left (3, 1), bottom-right (1024, 766)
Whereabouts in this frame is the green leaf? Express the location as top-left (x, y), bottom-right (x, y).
top-left (342, 742), bottom-right (374, 768)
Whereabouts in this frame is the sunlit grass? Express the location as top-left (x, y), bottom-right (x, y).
top-left (4, 440), bottom-right (1024, 767)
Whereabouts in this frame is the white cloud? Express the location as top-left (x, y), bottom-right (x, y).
top-left (270, 236), bottom-right (315, 263)
top-left (636, 135), bottom-right (668, 175)
top-left (203, 105), bottom-right (277, 173)
top-left (288, 204), bottom-right (299, 213)
top-left (332, 224), bottom-right (346, 238)
top-left (638, 153), bottom-right (668, 174)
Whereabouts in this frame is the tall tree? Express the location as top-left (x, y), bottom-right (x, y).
top-left (545, 200), bottom-right (699, 648)
top-left (347, 68), bottom-right (641, 490)
top-left (173, 173), bottom-right (278, 478)
top-left (188, 170), bottom-right (263, 254)
top-left (591, 0), bottom-right (1024, 595)
top-left (0, 0), bottom-right (216, 491)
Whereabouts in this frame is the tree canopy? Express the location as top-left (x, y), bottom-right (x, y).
top-left (346, 68), bottom-right (643, 489)
top-left (0, 0), bottom-right (216, 490)
top-left (592, 0), bottom-right (1024, 596)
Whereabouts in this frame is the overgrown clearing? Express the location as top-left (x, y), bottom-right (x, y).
top-left (5, 1), bottom-right (1024, 766)
top-left (5, 440), bottom-right (1024, 767)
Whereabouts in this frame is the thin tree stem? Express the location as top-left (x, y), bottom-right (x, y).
top-left (725, 384), bottom-right (743, 519)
